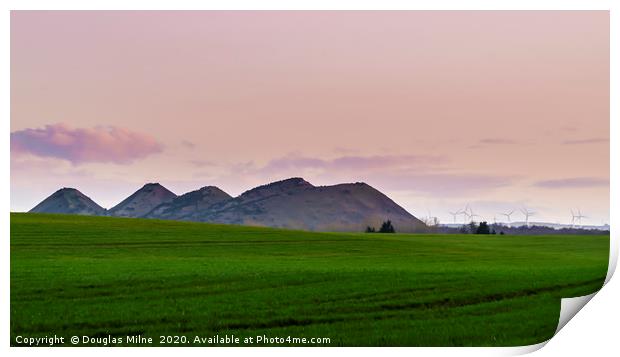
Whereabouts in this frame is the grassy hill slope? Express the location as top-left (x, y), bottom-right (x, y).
top-left (10, 213), bottom-right (609, 346)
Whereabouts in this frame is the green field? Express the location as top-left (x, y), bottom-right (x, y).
top-left (10, 213), bottom-right (609, 347)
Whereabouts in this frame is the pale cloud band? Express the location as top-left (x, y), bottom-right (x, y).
top-left (533, 177), bottom-right (609, 189)
top-left (562, 138), bottom-right (609, 145)
top-left (238, 154), bottom-right (514, 197)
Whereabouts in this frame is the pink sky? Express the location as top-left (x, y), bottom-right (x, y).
top-left (11, 11), bottom-right (609, 225)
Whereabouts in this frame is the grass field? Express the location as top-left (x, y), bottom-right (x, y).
top-left (10, 213), bottom-right (609, 347)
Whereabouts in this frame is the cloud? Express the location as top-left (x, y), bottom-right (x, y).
top-left (189, 160), bottom-right (216, 167)
top-left (469, 138), bottom-right (518, 149)
top-left (332, 147), bottom-right (359, 155)
top-left (370, 172), bottom-right (514, 196)
top-left (259, 154), bottom-right (446, 175)
top-left (11, 123), bottom-right (163, 164)
top-left (181, 140), bottom-right (196, 149)
top-left (559, 126), bottom-right (578, 132)
top-left (562, 138), bottom-right (609, 145)
top-left (533, 177), bottom-right (609, 189)
top-left (478, 138), bottom-right (517, 145)
top-left (244, 154), bottom-right (513, 197)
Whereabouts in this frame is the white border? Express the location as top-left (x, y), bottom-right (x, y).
top-left (3, 1), bottom-right (617, 356)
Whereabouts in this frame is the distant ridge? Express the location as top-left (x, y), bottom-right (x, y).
top-left (29, 188), bottom-right (106, 216)
top-left (145, 186), bottom-right (232, 220)
top-left (187, 178), bottom-right (426, 232)
top-left (29, 178), bottom-right (426, 232)
top-left (109, 183), bottom-right (177, 218)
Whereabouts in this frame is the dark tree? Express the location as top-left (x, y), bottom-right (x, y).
top-left (499, 231), bottom-right (505, 235)
top-left (378, 220), bottom-right (395, 233)
top-left (468, 221), bottom-right (478, 234)
top-left (365, 226), bottom-right (376, 233)
top-left (476, 221), bottom-right (491, 234)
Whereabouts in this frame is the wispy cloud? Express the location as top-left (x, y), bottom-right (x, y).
top-left (243, 154), bottom-right (513, 197)
top-left (468, 138), bottom-right (518, 149)
top-left (562, 138), bottom-right (609, 145)
top-left (259, 154), bottom-right (446, 175)
top-left (11, 123), bottom-right (163, 164)
top-left (533, 177), bottom-right (609, 189)
top-left (189, 160), bottom-right (216, 167)
top-left (479, 138), bottom-right (517, 145)
top-left (365, 172), bottom-right (514, 196)
top-left (181, 140), bottom-right (196, 149)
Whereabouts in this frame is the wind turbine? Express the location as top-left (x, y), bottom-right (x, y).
top-left (570, 209), bottom-right (577, 227)
top-left (449, 209), bottom-right (463, 224)
top-left (520, 207), bottom-right (535, 227)
top-left (468, 206), bottom-right (480, 223)
top-left (500, 210), bottom-right (515, 224)
top-left (574, 209), bottom-right (586, 226)
top-left (461, 204), bottom-right (471, 224)
top-left (425, 209), bottom-right (438, 226)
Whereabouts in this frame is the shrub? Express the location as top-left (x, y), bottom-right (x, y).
top-left (378, 220), bottom-right (395, 233)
